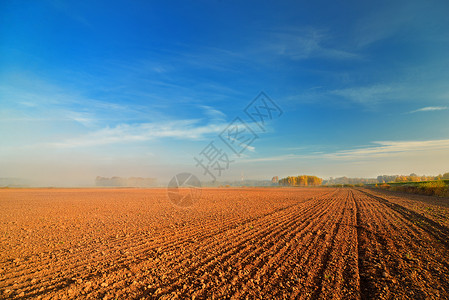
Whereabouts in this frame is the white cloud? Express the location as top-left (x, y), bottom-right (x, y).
top-left (242, 138), bottom-right (449, 163)
top-left (246, 145), bottom-right (255, 152)
top-left (326, 139), bottom-right (449, 159)
top-left (199, 105), bottom-right (227, 121)
top-left (407, 106), bottom-right (448, 114)
top-left (330, 85), bottom-right (399, 104)
top-left (47, 120), bottom-right (227, 148)
top-left (240, 154), bottom-right (298, 163)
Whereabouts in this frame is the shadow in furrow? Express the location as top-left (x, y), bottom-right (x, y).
top-left (357, 189), bottom-right (449, 249)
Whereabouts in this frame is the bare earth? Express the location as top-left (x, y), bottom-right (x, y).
top-left (0, 188), bottom-right (448, 299)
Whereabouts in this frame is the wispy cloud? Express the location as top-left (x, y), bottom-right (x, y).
top-left (353, 1), bottom-right (449, 48)
top-left (330, 85), bottom-right (399, 104)
top-left (407, 106), bottom-right (448, 114)
top-left (354, 6), bottom-right (414, 48)
top-left (285, 84), bottom-right (406, 107)
top-left (240, 154), bottom-right (299, 163)
top-left (46, 119), bottom-right (227, 148)
top-left (0, 75), bottom-right (163, 128)
top-left (200, 105), bottom-right (227, 121)
top-left (241, 138), bottom-right (449, 163)
top-left (264, 28), bottom-right (361, 61)
top-left (326, 139), bottom-right (449, 159)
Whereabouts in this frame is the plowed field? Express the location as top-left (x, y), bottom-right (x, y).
top-left (1, 188), bottom-right (448, 299)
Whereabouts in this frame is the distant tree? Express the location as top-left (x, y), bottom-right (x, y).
top-left (409, 175), bottom-right (420, 182)
top-left (278, 175), bottom-right (323, 187)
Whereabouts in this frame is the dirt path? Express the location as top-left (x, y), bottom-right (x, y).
top-left (0, 188), bottom-right (448, 299)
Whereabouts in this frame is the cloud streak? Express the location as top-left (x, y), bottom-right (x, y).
top-left (327, 139), bottom-right (449, 159)
top-left (241, 138), bottom-right (449, 163)
top-left (264, 28), bottom-right (361, 61)
top-left (200, 105), bottom-right (227, 121)
top-left (330, 85), bottom-right (400, 104)
top-left (407, 106), bottom-right (448, 114)
top-left (47, 120), bottom-right (228, 148)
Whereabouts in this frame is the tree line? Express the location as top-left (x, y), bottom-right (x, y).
top-left (279, 175), bottom-right (323, 186)
top-left (377, 173), bottom-right (449, 183)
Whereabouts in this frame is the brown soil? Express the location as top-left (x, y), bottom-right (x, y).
top-left (0, 187), bottom-right (448, 299)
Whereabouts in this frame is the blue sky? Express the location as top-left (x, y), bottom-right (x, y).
top-left (1, 0), bottom-right (449, 186)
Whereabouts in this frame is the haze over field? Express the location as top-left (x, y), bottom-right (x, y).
top-left (1, 0), bottom-right (449, 186)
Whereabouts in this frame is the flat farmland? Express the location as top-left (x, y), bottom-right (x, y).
top-left (1, 188), bottom-right (449, 299)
